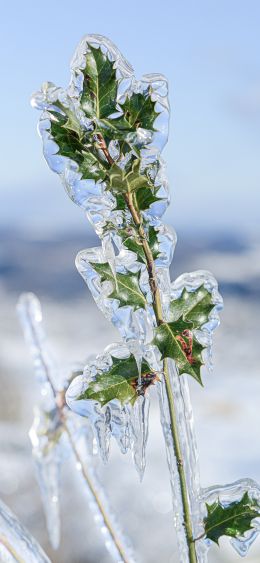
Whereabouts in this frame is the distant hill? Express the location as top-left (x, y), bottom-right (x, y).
top-left (0, 228), bottom-right (259, 300)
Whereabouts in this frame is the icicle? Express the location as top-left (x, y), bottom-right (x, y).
top-left (130, 396), bottom-right (149, 481)
top-left (107, 403), bottom-right (130, 455)
top-left (0, 498), bottom-right (50, 562)
top-left (66, 343), bottom-right (152, 480)
top-left (65, 368), bottom-right (111, 463)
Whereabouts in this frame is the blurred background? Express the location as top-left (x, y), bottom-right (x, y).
top-left (0, 1), bottom-right (260, 561)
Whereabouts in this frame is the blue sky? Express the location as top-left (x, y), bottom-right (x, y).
top-left (1, 0), bottom-right (259, 236)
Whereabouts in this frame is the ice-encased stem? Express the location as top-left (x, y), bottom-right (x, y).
top-left (163, 360), bottom-right (197, 562)
top-left (18, 294), bottom-right (134, 563)
top-left (125, 191), bottom-right (198, 563)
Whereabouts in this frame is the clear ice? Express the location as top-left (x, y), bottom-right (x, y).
top-left (0, 497), bottom-right (50, 562)
top-left (30, 33), bottom-right (256, 562)
top-left (17, 293), bottom-right (63, 549)
top-left (17, 293), bottom-right (135, 562)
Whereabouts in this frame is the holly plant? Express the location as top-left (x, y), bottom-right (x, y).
top-left (31, 34), bottom-right (260, 563)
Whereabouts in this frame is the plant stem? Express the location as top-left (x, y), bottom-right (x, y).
top-left (97, 134), bottom-right (197, 561)
top-left (125, 191), bottom-right (198, 563)
top-left (163, 359), bottom-right (197, 563)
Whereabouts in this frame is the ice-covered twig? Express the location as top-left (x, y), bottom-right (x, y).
top-left (17, 292), bottom-right (135, 563)
top-left (0, 497), bottom-right (50, 563)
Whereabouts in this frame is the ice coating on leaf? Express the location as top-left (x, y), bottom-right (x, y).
top-left (69, 34), bottom-right (134, 96)
top-left (66, 372), bottom-right (111, 463)
top-left (170, 270), bottom-right (223, 371)
top-left (0, 498), bottom-right (50, 562)
top-left (31, 34), bottom-right (170, 236)
top-left (76, 246), bottom-right (153, 344)
top-left (202, 480), bottom-right (260, 557)
top-left (66, 342), bottom-right (152, 476)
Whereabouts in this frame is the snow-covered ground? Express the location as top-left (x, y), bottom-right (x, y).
top-left (0, 233), bottom-right (260, 562)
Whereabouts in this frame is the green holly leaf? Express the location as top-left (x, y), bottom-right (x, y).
top-left (204, 493), bottom-right (260, 544)
top-left (119, 226), bottom-right (160, 264)
top-left (78, 355), bottom-right (158, 406)
top-left (49, 111), bottom-right (83, 160)
top-left (49, 110), bottom-right (107, 181)
top-left (79, 148), bottom-right (107, 181)
top-left (54, 100), bottom-right (84, 138)
top-left (113, 182), bottom-right (160, 213)
top-left (153, 286), bottom-right (216, 384)
top-left (169, 286), bottom-right (215, 326)
top-left (153, 319), bottom-right (204, 384)
top-left (81, 45), bottom-right (118, 119)
top-left (99, 90), bottom-right (159, 154)
top-left (113, 90), bottom-right (159, 131)
top-left (114, 192), bottom-right (126, 211)
top-left (90, 262), bottom-right (146, 310)
top-left (135, 184), bottom-right (161, 211)
top-left (112, 186), bottom-right (156, 214)
top-left (134, 159), bottom-right (163, 210)
top-left (108, 158), bottom-right (149, 194)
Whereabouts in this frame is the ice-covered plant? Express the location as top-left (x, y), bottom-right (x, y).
top-left (17, 292), bottom-right (134, 562)
top-left (31, 34), bottom-right (260, 562)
